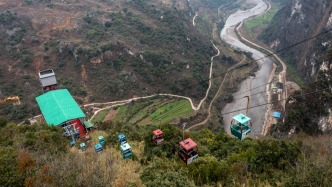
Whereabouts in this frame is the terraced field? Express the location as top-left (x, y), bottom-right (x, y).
top-left (91, 109), bottom-right (110, 123)
top-left (93, 98), bottom-right (193, 125)
top-left (147, 100), bottom-right (193, 124)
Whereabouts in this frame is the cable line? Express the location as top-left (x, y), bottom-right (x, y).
top-left (89, 28), bottom-right (332, 123)
top-left (221, 87), bottom-right (331, 115)
top-left (180, 28), bottom-right (332, 91)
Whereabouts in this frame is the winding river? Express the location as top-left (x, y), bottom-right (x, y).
top-left (220, 0), bottom-right (273, 137)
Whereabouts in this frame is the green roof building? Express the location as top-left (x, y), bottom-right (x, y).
top-left (36, 89), bottom-right (85, 126)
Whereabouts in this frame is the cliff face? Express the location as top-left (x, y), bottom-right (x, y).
top-left (261, 0), bottom-right (332, 79)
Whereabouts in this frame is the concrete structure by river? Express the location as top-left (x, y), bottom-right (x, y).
top-left (220, 0), bottom-right (273, 137)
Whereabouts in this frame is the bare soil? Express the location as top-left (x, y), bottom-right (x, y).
top-left (103, 109), bottom-right (117, 122)
top-left (286, 81), bottom-right (301, 95)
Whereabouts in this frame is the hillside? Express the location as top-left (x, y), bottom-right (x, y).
top-left (1, 119), bottom-right (332, 186)
top-left (0, 0), bottom-right (239, 122)
top-left (2, 0), bottom-right (332, 186)
top-left (260, 0), bottom-right (332, 83)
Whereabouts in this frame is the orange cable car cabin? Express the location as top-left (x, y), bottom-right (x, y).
top-left (178, 138), bottom-right (198, 165)
top-left (152, 129), bottom-right (165, 145)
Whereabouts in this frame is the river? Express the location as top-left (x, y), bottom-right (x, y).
top-left (220, 0), bottom-right (273, 137)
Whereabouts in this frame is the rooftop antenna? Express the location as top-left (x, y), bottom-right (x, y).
top-left (182, 122), bottom-right (187, 141)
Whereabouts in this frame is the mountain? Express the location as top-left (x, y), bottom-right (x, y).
top-left (259, 0), bottom-right (332, 135)
top-left (260, 0), bottom-right (332, 81)
top-left (0, 0), bottom-right (229, 121)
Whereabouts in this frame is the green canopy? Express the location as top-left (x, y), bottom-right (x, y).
top-left (84, 120), bottom-right (94, 128)
top-left (36, 89), bottom-right (85, 126)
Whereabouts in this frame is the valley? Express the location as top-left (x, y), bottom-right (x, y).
top-left (1, 0), bottom-right (332, 186)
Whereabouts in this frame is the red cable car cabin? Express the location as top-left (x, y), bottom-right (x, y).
top-left (152, 129), bottom-right (165, 145)
top-left (178, 138), bottom-right (198, 165)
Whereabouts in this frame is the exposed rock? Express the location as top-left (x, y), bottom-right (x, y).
top-left (261, 0), bottom-right (332, 79)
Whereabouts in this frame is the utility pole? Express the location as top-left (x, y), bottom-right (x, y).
top-left (182, 122), bottom-right (187, 141)
top-left (244, 96), bottom-right (250, 116)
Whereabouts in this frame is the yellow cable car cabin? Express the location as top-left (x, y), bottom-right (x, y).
top-left (230, 114), bottom-right (252, 140)
top-left (178, 138), bottom-right (198, 165)
top-left (152, 129), bottom-right (165, 145)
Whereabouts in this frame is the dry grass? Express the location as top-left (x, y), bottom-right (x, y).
top-left (68, 130), bottom-right (144, 186)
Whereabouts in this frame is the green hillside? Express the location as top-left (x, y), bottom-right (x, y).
top-left (1, 118), bottom-right (332, 186)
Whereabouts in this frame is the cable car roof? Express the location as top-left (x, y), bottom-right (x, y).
top-left (120, 143), bottom-right (131, 151)
top-left (153, 129), bottom-right (163, 136)
top-left (179, 138), bottom-right (197, 151)
top-left (118, 134), bottom-right (126, 139)
top-left (94, 144), bottom-right (102, 150)
top-left (232, 114), bottom-right (251, 124)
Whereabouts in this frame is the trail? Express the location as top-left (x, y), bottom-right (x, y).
top-left (220, 0), bottom-right (273, 136)
top-left (236, 20), bottom-right (287, 106)
top-left (228, 0), bottom-right (289, 135)
top-left (192, 13), bottom-right (198, 26)
top-left (187, 55), bottom-right (247, 131)
top-left (86, 43), bottom-right (220, 121)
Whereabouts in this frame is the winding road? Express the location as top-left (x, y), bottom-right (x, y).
top-left (27, 0), bottom-right (281, 134)
top-left (220, 0), bottom-right (275, 137)
top-left (86, 43), bottom-right (220, 121)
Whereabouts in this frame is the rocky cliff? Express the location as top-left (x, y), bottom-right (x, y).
top-left (261, 0), bottom-right (332, 80)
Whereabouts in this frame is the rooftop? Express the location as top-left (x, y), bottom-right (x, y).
top-left (121, 143), bottom-right (131, 151)
top-left (36, 89), bottom-right (85, 126)
top-left (179, 138), bottom-right (197, 151)
top-left (232, 114), bottom-right (251, 124)
top-left (153, 129), bottom-right (163, 136)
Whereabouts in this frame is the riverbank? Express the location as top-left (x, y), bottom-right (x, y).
top-left (220, 0), bottom-right (273, 137)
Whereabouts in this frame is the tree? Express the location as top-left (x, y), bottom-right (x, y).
top-left (0, 117), bottom-right (8, 128)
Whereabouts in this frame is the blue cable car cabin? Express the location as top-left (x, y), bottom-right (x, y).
top-left (120, 142), bottom-right (132, 159)
top-left (118, 134), bottom-right (127, 145)
top-left (230, 114), bottom-right (252, 140)
top-left (94, 143), bottom-right (103, 153)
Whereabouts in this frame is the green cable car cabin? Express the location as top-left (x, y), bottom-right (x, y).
top-left (120, 142), bottom-right (132, 159)
top-left (98, 136), bottom-right (105, 145)
top-left (230, 114), bottom-right (252, 140)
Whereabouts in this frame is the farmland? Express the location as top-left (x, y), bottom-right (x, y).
top-left (92, 98), bottom-right (194, 125)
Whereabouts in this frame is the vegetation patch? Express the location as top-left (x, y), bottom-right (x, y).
top-left (243, 6), bottom-right (279, 30)
top-left (108, 99), bottom-right (193, 125)
top-left (92, 109), bottom-right (110, 123)
top-left (147, 99), bottom-right (193, 124)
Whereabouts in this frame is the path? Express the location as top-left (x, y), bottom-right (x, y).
top-left (87, 43), bottom-right (220, 121)
top-left (192, 13), bottom-right (198, 26)
top-left (234, 2), bottom-right (291, 134)
top-left (220, 0), bottom-right (274, 137)
top-left (187, 55), bottom-right (247, 130)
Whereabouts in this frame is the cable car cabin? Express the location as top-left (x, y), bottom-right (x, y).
top-left (178, 138), bottom-right (198, 165)
top-left (152, 129), bottom-right (164, 145)
top-left (80, 143), bottom-right (86, 151)
top-left (120, 142), bottom-right (132, 159)
top-left (230, 114), bottom-right (252, 140)
top-left (39, 69), bottom-right (57, 93)
top-left (94, 143), bottom-right (103, 154)
top-left (98, 136), bottom-right (105, 145)
top-left (118, 134), bottom-right (127, 145)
